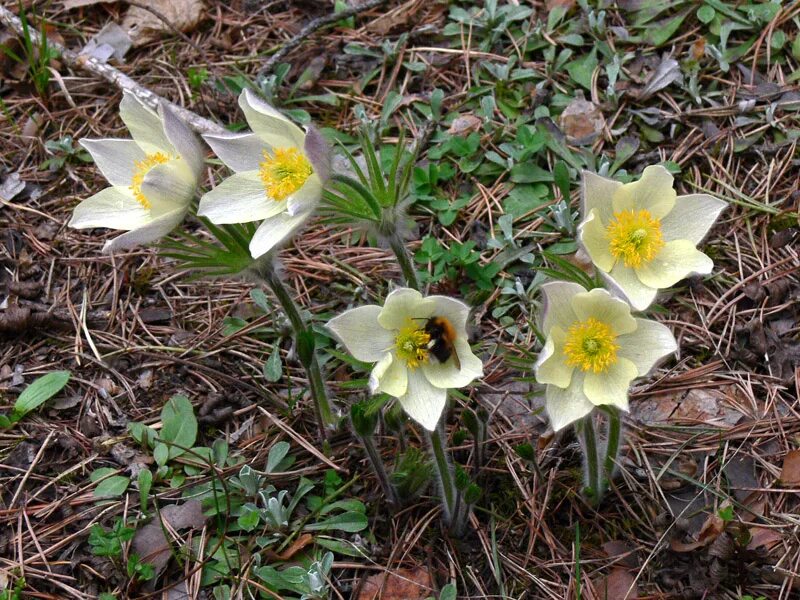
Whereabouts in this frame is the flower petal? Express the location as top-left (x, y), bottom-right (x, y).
top-left (571, 288), bottom-right (637, 335)
top-left (583, 357), bottom-right (637, 408)
top-left (140, 159), bottom-right (196, 214)
top-left (102, 206), bottom-right (187, 253)
top-left (160, 103), bottom-right (204, 178)
top-left (69, 186), bottom-right (150, 230)
top-left (581, 170), bottom-right (621, 224)
top-left (602, 264), bottom-right (658, 311)
top-left (545, 376), bottom-right (595, 432)
top-left (617, 318), bottom-right (677, 376)
top-left (579, 208), bottom-right (615, 272)
top-left (303, 125), bottom-right (331, 182)
top-left (202, 132), bottom-right (267, 173)
top-left (398, 368), bottom-right (447, 431)
top-left (612, 165), bottom-right (676, 219)
top-left (248, 210), bottom-right (309, 258)
top-left (428, 295), bottom-right (471, 333)
top-left (119, 91), bottom-right (172, 153)
top-left (326, 305), bottom-right (393, 362)
top-left (370, 353), bottom-right (408, 397)
top-left (79, 139), bottom-right (146, 187)
top-left (239, 89), bottom-right (306, 149)
top-left (535, 326), bottom-right (573, 389)
top-left (422, 337), bottom-right (482, 389)
top-left (635, 240), bottom-right (713, 289)
top-left (540, 281), bottom-right (583, 333)
top-left (197, 172), bottom-right (284, 224)
top-left (286, 174), bottom-right (322, 217)
top-left (659, 193), bottom-right (728, 244)
top-left (377, 288), bottom-right (435, 330)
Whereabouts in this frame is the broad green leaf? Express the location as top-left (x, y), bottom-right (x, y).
top-left (644, 11), bottom-right (688, 47)
top-left (565, 49), bottom-right (597, 90)
top-left (159, 395), bottom-right (197, 461)
top-left (263, 347), bottom-right (283, 382)
top-left (303, 511), bottom-right (368, 533)
top-left (696, 4), bottom-right (715, 24)
top-left (94, 475), bottom-right (130, 498)
top-left (138, 469), bottom-right (152, 511)
top-left (266, 441), bottom-right (290, 473)
top-left (13, 371), bottom-right (71, 418)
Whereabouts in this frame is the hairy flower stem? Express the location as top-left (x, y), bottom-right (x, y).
top-left (250, 259), bottom-right (336, 437)
top-left (388, 232), bottom-right (420, 291)
top-left (579, 415), bottom-right (601, 506)
top-left (601, 406), bottom-right (622, 491)
top-left (425, 426), bottom-right (457, 525)
top-left (358, 434), bottom-right (399, 507)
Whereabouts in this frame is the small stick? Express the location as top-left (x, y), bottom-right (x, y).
top-left (256, 0), bottom-right (390, 80)
top-left (0, 5), bottom-right (224, 134)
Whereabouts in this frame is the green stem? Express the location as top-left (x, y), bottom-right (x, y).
top-left (601, 406), bottom-right (622, 490)
top-left (580, 414), bottom-right (601, 506)
top-left (360, 435), bottom-right (399, 507)
top-left (388, 232), bottom-right (420, 291)
top-left (426, 426), bottom-right (456, 522)
top-left (250, 259), bottom-right (336, 436)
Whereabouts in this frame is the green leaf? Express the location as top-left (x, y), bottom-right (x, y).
top-left (13, 371), bottom-right (70, 418)
top-left (304, 511), bottom-right (368, 533)
top-left (266, 441), bottom-right (291, 473)
top-left (153, 443), bottom-right (169, 467)
top-left (263, 346), bottom-right (283, 382)
top-left (94, 475), bottom-right (130, 498)
top-left (159, 395), bottom-right (198, 461)
top-left (138, 470), bottom-right (152, 512)
top-left (644, 11), bottom-right (688, 47)
top-left (439, 582), bottom-right (457, 600)
top-left (0, 414), bottom-right (12, 428)
top-left (250, 288), bottom-right (271, 313)
top-left (565, 49), bottom-right (597, 90)
top-left (696, 4), bottom-right (715, 24)
top-left (238, 504), bottom-right (261, 532)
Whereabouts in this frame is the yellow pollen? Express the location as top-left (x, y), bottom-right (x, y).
top-left (394, 320), bottom-right (431, 369)
top-left (563, 317), bottom-right (619, 374)
top-left (129, 152), bottom-right (171, 210)
top-left (258, 147), bottom-right (313, 201)
top-left (606, 209), bottom-right (665, 268)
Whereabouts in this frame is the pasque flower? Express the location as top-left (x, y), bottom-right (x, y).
top-left (578, 165), bottom-right (727, 310)
top-left (535, 281), bottom-right (677, 431)
top-left (197, 89), bottom-right (331, 259)
top-left (69, 92), bottom-right (203, 253)
top-left (326, 288), bottom-right (483, 431)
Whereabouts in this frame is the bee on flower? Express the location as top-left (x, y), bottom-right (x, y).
top-left (326, 288), bottom-right (483, 431)
top-left (68, 92), bottom-right (204, 253)
top-left (578, 165), bottom-right (728, 310)
top-left (535, 281), bottom-right (677, 431)
top-left (197, 89), bottom-right (331, 259)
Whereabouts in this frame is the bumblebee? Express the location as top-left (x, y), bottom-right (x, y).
top-left (424, 316), bottom-right (461, 371)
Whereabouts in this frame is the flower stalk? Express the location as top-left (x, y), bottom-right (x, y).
top-left (578, 415), bottom-right (601, 505)
top-left (388, 231), bottom-right (420, 292)
top-left (250, 258), bottom-right (336, 436)
top-left (426, 426), bottom-right (456, 523)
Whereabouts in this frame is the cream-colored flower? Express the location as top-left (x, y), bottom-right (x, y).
top-left (326, 288), bottom-right (483, 431)
top-left (578, 165), bottom-right (727, 310)
top-left (535, 281), bottom-right (677, 431)
top-left (69, 92), bottom-right (203, 253)
top-left (197, 89), bottom-right (330, 259)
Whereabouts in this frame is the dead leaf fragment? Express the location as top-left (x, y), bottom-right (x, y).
top-left (0, 173), bottom-right (25, 202)
top-left (638, 55), bottom-right (683, 100)
top-left (747, 527), bottom-right (782, 552)
top-left (447, 114), bottom-right (482, 136)
top-left (80, 22), bottom-right (133, 63)
top-left (559, 98), bottom-right (605, 145)
top-left (132, 500), bottom-right (206, 581)
top-left (357, 567), bottom-right (433, 600)
top-left (121, 0), bottom-right (204, 47)
top-left (592, 568), bottom-right (639, 600)
top-left (670, 514), bottom-right (725, 552)
top-left (779, 449), bottom-right (800, 486)
top-left (63, 0), bottom-right (113, 8)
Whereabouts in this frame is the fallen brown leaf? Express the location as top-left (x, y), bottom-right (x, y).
top-left (670, 514), bottom-right (725, 553)
top-left (121, 0), bottom-right (204, 47)
top-left (559, 97), bottom-right (605, 145)
top-left (592, 568), bottom-right (639, 600)
top-left (779, 449), bottom-right (800, 486)
top-left (357, 567), bottom-right (433, 600)
top-left (263, 533), bottom-right (314, 562)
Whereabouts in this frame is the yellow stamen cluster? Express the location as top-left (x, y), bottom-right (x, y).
top-left (395, 321), bottom-right (431, 369)
top-left (130, 152), bottom-right (171, 210)
top-left (258, 147), bottom-right (313, 201)
top-left (606, 209), bottom-right (665, 268)
top-left (563, 317), bottom-right (619, 374)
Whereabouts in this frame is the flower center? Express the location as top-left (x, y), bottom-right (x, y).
top-left (394, 321), bottom-right (431, 369)
top-left (130, 152), bottom-right (171, 210)
top-left (563, 317), bottom-right (619, 374)
top-left (258, 147), bottom-right (313, 201)
top-left (606, 209), bottom-right (665, 268)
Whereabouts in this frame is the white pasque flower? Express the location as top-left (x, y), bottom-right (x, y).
top-left (535, 281), bottom-right (677, 431)
top-left (326, 288), bottom-right (483, 431)
top-left (69, 91), bottom-right (203, 253)
top-left (578, 165), bottom-right (728, 311)
top-left (197, 89), bottom-right (331, 259)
